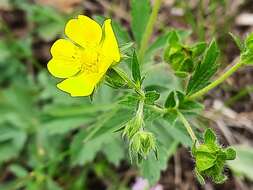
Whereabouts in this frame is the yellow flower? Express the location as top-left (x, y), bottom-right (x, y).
top-left (47, 15), bottom-right (120, 96)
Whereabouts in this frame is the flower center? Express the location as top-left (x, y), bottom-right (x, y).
top-left (80, 47), bottom-right (100, 74)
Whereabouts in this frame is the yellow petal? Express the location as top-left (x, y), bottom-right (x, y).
top-left (101, 19), bottom-right (121, 66)
top-left (47, 39), bottom-right (81, 78)
top-left (65, 15), bottom-right (102, 48)
top-left (57, 73), bottom-right (102, 97)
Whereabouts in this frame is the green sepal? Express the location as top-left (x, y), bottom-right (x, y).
top-left (204, 128), bottom-right (217, 144)
top-left (105, 68), bottom-right (128, 89)
top-left (195, 168), bottom-right (205, 185)
top-left (224, 147), bottom-right (236, 160)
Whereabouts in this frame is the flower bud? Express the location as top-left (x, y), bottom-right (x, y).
top-left (123, 115), bottom-right (143, 139)
top-left (130, 131), bottom-right (156, 160)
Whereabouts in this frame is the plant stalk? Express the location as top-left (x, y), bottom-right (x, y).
top-left (138, 0), bottom-right (162, 64)
top-left (177, 111), bottom-right (199, 145)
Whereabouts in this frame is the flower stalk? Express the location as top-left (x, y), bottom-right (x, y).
top-left (177, 111), bottom-right (199, 145)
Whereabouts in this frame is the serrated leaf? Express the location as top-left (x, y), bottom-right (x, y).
top-left (131, 0), bottom-right (151, 46)
top-left (163, 110), bottom-right (178, 125)
top-left (102, 136), bottom-right (125, 166)
top-left (187, 40), bottom-right (220, 95)
top-left (131, 51), bottom-right (141, 83)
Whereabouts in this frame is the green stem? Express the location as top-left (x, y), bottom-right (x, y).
top-left (188, 60), bottom-right (244, 100)
top-left (112, 67), bottom-right (145, 98)
top-left (138, 0), bottom-right (162, 64)
top-left (177, 111), bottom-right (199, 145)
top-left (146, 104), bottom-right (167, 114)
top-left (137, 99), bottom-right (144, 116)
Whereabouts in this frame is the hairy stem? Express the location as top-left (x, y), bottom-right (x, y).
top-left (177, 111), bottom-right (199, 145)
top-left (146, 104), bottom-right (167, 114)
top-left (188, 60), bottom-right (244, 100)
top-left (138, 0), bottom-right (162, 64)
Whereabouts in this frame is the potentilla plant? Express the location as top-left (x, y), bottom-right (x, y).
top-left (47, 0), bottom-right (253, 185)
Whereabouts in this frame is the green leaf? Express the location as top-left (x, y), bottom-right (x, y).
top-left (131, 0), bottom-right (151, 46)
top-left (119, 94), bottom-right (139, 107)
top-left (42, 116), bottom-right (94, 135)
top-left (227, 145), bottom-right (253, 181)
top-left (140, 141), bottom-right (178, 185)
top-left (70, 130), bottom-right (110, 166)
top-left (159, 119), bottom-right (192, 147)
top-left (178, 100), bottom-right (204, 115)
top-left (145, 91), bottom-right (160, 105)
top-left (187, 40), bottom-right (220, 95)
top-left (164, 91), bottom-right (177, 108)
top-left (131, 51), bottom-right (141, 83)
top-left (102, 136), bottom-right (125, 166)
top-left (163, 110), bottom-right (178, 125)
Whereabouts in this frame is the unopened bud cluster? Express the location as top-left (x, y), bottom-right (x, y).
top-left (130, 131), bottom-right (156, 160)
top-left (123, 106), bottom-right (157, 162)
